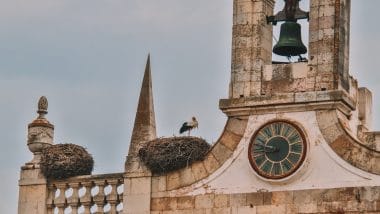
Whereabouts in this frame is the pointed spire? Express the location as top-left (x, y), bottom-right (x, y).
top-left (125, 54), bottom-right (157, 174)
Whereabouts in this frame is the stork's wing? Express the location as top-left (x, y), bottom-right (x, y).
top-left (180, 122), bottom-right (189, 134)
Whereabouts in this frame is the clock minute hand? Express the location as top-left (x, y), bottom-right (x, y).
top-left (254, 147), bottom-right (278, 153)
top-left (264, 147), bottom-right (279, 153)
top-left (256, 142), bottom-right (276, 150)
top-left (255, 142), bottom-right (278, 153)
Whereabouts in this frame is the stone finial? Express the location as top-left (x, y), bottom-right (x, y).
top-left (125, 54), bottom-right (157, 175)
top-left (28, 96), bottom-right (54, 129)
top-left (25, 96), bottom-right (54, 168)
top-left (37, 96), bottom-right (48, 118)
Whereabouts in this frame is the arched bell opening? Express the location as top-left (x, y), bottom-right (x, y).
top-left (270, 0), bottom-right (310, 64)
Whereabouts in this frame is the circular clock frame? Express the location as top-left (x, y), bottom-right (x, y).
top-left (248, 120), bottom-right (307, 180)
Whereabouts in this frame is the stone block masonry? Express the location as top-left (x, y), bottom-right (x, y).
top-left (230, 0), bottom-right (275, 98)
top-left (230, 0), bottom-right (353, 99)
top-left (151, 186), bottom-right (380, 213)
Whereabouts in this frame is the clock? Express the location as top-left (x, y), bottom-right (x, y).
top-left (248, 121), bottom-right (307, 179)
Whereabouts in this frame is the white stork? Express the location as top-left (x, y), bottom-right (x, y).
top-left (179, 117), bottom-right (199, 136)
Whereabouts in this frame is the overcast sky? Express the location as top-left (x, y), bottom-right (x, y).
top-left (1, 1), bottom-right (379, 213)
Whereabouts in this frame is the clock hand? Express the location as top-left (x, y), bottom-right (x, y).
top-left (254, 145), bottom-right (279, 153)
top-left (264, 147), bottom-right (279, 153)
top-left (256, 142), bottom-right (277, 151)
top-left (254, 148), bottom-right (270, 154)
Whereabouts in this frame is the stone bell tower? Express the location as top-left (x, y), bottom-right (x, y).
top-left (229, 0), bottom-right (351, 99)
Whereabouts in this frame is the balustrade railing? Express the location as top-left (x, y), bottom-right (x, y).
top-left (46, 173), bottom-right (124, 214)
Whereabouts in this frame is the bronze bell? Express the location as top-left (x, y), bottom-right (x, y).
top-left (273, 21), bottom-right (307, 57)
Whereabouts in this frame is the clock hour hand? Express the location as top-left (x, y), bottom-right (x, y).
top-left (254, 142), bottom-right (278, 153)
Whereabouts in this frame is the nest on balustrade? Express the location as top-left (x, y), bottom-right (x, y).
top-left (40, 143), bottom-right (94, 179)
top-left (138, 136), bottom-right (211, 174)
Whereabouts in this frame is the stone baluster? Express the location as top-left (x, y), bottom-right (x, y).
top-left (117, 180), bottom-right (124, 206)
top-left (46, 207), bottom-right (54, 214)
top-left (81, 181), bottom-right (93, 214)
top-left (46, 208), bottom-right (54, 214)
top-left (109, 203), bottom-right (118, 213)
top-left (93, 180), bottom-right (106, 212)
top-left (54, 184), bottom-right (67, 213)
top-left (107, 180), bottom-right (119, 213)
top-left (67, 183), bottom-right (80, 214)
top-left (116, 182), bottom-right (123, 213)
top-left (46, 185), bottom-right (56, 214)
top-left (57, 207), bottom-right (65, 214)
top-left (82, 203), bottom-right (92, 214)
top-left (81, 182), bottom-right (93, 203)
top-left (46, 174), bottom-right (124, 214)
top-left (71, 206), bottom-right (78, 214)
top-left (117, 201), bottom-right (123, 214)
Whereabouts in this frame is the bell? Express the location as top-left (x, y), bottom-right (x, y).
top-left (273, 21), bottom-right (307, 57)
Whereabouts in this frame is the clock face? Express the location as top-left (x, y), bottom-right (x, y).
top-left (248, 121), bottom-right (307, 179)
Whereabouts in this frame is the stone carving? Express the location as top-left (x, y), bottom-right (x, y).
top-left (25, 96), bottom-right (54, 166)
top-left (27, 127), bottom-right (53, 145)
top-left (37, 96), bottom-right (48, 118)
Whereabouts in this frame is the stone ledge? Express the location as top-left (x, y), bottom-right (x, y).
top-left (19, 178), bottom-right (46, 186)
top-left (220, 90), bottom-right (356, 117)
top-left (46, 172), bottom-right (124, 185)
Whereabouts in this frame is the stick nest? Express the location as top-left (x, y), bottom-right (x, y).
top-left (40, 143), bottom-right (94, 180)
top-left (139, 136), bottom-right (210, 174)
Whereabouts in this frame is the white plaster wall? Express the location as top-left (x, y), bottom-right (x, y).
top-left (178, 111), bottom-right (380, 196)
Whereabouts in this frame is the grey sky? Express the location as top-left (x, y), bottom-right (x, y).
top-left (1, 1), bottom-right (379, 213)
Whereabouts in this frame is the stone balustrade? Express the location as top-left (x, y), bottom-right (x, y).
top-left (46, 173), bottom-right (124, 214)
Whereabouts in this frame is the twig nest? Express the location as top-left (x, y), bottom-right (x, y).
top-left (139, 136), bottom-right (210, 174)
top-left (40, 143), bottom-right (94, 179)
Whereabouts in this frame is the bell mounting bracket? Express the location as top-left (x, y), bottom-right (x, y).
top-left (267, 0), bottom-right (309, 25)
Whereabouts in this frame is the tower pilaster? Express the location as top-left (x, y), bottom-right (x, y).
top-left (230, 0), bottom-right (275, 98)
top-left (308, 0), bottom-right (351, 91)
top-left (18, 96), bottom-right (54, 214)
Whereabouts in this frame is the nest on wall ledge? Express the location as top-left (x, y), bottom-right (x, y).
top-left (40, 143), bottom-right (94, 180)
top-left (139, 136), bottom-right (211, 174)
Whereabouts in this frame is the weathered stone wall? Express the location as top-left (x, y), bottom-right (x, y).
top-left (262, 62), bottom-right (308, 95)
top-left (18, 168), bottom-right (48, 214)
top-left (230, 0), bottom-right (353, 99)
top-left (230, 0), bottom-right (275, 98)
top-left (308, 0), bottom-right (351, 91)
top-left (151, 186), bottom-right (380, 213)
